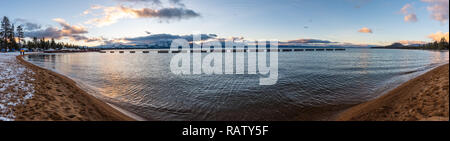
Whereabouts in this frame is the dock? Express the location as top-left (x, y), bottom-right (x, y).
top-left (99, 48), bottom-right (347, 54)
top-left (282, 49), bottom-right (293, 52)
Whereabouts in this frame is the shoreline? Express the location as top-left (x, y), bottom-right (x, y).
top-left (16, 55), bottom-right (136, 121)
top-left (336, 63), bottom-right (449, 121)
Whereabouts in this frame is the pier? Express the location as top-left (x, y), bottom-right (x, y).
top-left (282, 49), bottom-right (293, 52)
top-left (98, 48), bottom-right (347, 54)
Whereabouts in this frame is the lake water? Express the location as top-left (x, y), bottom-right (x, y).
top-left (25, 49), bottom-right (449, 121)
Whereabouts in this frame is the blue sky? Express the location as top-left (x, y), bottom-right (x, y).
top-left (1, 0), bottom-right (448, 46)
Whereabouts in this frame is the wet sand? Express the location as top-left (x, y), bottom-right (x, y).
top-left (15, 55), bottom-right (134, 121)
top-left (337, 64), bottom-right (449, 121)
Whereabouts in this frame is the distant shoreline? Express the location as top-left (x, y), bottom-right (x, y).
top-left (16, 55), bottom-right (135, 121)
top-left (371, 47), bottom-right (450, 51)
top-left (336, 63), bottom-right (449, 121)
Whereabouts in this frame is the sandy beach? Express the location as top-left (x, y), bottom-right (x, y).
top-left (0, 53), bottom-right (35, 121)
top-left (7, 55), bottom-right (134, 121)
top-left (337, 64), bottom-right (449, 121)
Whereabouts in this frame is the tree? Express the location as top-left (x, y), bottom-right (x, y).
top-left (50, 38), bottom-right (56, 49)
top-left (0, 38), bottom-right (3, 51)
top-left (17, 25), bottom-right (24, 46)
top-left (32, 37), bottom-right (38, 51)
top-left (1, 16), bottom-right (11, 52)
top-left (438, 37), bottom-right (449, 50)
top-left (8, 24), bottom-right (17, 51)
top-left (40, 37), bottom-right (46, 50)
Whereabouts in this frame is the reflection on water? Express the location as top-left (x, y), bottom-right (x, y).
top-left (25, 49), bottom-right (449, 121)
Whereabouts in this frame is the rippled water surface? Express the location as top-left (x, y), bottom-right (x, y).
top-left (25, 49), bottom-right (449, 121)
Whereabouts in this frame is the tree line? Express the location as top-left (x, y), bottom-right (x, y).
top-left (418, 38), bottom-right (449, 50)
top-left (1, 16), bottom-right (82, 52)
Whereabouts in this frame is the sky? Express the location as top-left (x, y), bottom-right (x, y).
top-left (0, 0), bottom-right (449, 47)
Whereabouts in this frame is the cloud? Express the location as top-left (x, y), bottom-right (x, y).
top-left (400, 4), bottom-right (413, 14)
top-left (421, 0), bottom-right (449, 23)
top-left (428, 31), bottom-right (449, 42)
top-left (169, 0), bottom-right (185, 7)
top-left (82, 5), bottom-right (104, 15)
top-left (24, 27), bottom-right (62, 39)
top-left (278, 39), bottom-right (342, 46)
top-left (85, 6), bottom-right (201, 27)
top-left (116, 0), bottom-right (186, 6)
top-left (287, 39), bottom-right (337, 44)
top-left (401, 4), bottom-right (418, 23)
top-left (129, 7), bottom-right (200, 19)
top-left (215, 36), bottom-right (245, 43)
top-left (24, 18), bottom-right (99, 43)
top-left (116, 0), bottom-right (162, 5)
top-left (358, 27), bottom-right (373, 33)
top-left (280, 38), bottom-right (374, 47)
top-left (13, 19), bottom-right (42, 31)
top-left (53, 18), bottom-right (88, 35)
top-left (404, 14), bottom-right (418, 22)
top-left (122, 33), bottom-right (217, 45)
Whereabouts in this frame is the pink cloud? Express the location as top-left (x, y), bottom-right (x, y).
top-left (401, 4), bottom-right (418, 23)
top-left (428, 31), bottom-right (449, 42)
top-left (358, 27), bottom-right (373, 33)
top-left (421, 0), bottom-right (449, 23)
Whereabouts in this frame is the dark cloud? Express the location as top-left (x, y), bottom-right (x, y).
top-left (287, 39), bottom-right (337, 44)
top-left (130, 7), bottom-right (201, 19)
top-left (71, 35), bottom-right (104, 42)
top-left (13, 19), bottom-right (42, 31)
top-left (24, 27), bottom-right (61, 39)
top-left (25, 28), bottom-right (100, 43)
top-left (24, 18), bottom-right (99, 43)
top-left (123, 33), bottom-right (217, 44)
top-left (86, 6), bottom-right (201, 26)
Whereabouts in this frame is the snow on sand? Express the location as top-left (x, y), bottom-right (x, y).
top-left (0, 53), bottom-right (35, 121)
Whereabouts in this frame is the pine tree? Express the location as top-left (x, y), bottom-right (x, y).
top-left (438, 37), bottom-right (448, 50)
top-left (17, 25), bottom-right (24, 46)
top-left (33, 37), bottom-right (38, 51)
top-left (40, 37), bottom-right (46, 50)
top-left (50, 38), bottom-right (56, 49)
top-left (1, 16), bottom-right (11, 52)
top-left (9, 24), bottom-right (16, 51)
